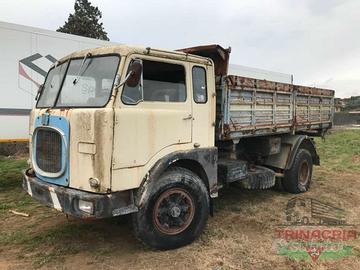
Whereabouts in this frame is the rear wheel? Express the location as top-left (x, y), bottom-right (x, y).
top-left (282, 149), bottom-right (313, 193)
top-left (132, 167), bottom-right (209, 250)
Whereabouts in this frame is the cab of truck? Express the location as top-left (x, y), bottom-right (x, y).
top-left (24, 45), bottom-right (219, 249)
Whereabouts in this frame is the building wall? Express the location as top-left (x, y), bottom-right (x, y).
top-left (333, 112), bottom-right (360, 126)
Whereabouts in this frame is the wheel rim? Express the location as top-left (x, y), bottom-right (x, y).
top-left (298, 160), bottom-right (310, 185)
top-left (153, 188), bottom-right (195, 235)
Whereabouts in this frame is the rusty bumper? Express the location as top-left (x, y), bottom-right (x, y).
top-left (22, 169), bottom-right (137, 219)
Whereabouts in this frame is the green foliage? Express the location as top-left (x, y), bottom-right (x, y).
top-left (344, 96), bottom-right (360, 111)
top-left (57, 0), bottom-right (109, 40)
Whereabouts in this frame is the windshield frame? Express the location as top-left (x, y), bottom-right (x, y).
top-left (36, 53), bottom-right (121, 109)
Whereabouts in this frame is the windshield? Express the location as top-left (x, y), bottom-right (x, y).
top-left (37, 55), bottom-right (120, 108)
top-left (37, 62), bottom-right (68, 107)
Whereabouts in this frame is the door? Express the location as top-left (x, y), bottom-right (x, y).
top-left (113, 56), bottom-right (192, 169)
top-left (190, 64), bottom-right (215, 148)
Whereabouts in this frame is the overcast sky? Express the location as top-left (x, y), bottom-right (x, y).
top-left (1, 0), bottom-right (359, 98)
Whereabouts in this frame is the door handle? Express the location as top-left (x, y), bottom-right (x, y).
top-left (183, 114), bottom-right (193, 120)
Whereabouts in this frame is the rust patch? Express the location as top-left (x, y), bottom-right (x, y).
top-left (226, 75), bottom-right (294, 93)
top-left (177, 44), bottom-right (231, 76)
top-left (226, 75), bottom-right (334, 97)
top-left (294, 85), bottom-right (334, 96)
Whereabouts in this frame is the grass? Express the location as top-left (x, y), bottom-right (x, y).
top-left (0, 155), bottom-right (76, 267)
top-left (0, 156), bottom-right (27, 191)
top-left (0, 214), bottom-right (99, 267)
top-left (0, 157), bottom-right (123, 267)
top-left (315, 130), bottom-right (360, 172)
top-left (0, 156), bottom-right (38, 218)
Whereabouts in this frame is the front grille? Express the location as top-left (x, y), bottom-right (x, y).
top-left (35, 129), bottom-right (62, 173)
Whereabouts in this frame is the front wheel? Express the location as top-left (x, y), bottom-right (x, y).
top-left (132, 167), bottom-right (209, 250)
top-left (282, 149), bottom-right (313, 193)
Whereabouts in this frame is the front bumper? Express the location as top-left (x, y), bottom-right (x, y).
top-left (22, 169), bottom-right (138, 219)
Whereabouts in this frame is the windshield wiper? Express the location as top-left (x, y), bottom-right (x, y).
top-left (73, 52), bottom-right (92, 85)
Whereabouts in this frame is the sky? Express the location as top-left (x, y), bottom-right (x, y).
top-left (1, 0), bottom-right (359, 98)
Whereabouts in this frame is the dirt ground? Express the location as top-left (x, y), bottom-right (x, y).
top-left (0, 130), bottom-right (359, 270)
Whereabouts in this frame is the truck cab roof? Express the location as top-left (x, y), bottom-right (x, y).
top-left (57, 44), bottom-right (215, 68)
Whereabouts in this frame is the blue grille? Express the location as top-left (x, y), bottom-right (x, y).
top-left (33, 114), bottom-right (70, 186)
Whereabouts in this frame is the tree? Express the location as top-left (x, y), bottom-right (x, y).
top-left (57, 0), bottom-right (109, 41)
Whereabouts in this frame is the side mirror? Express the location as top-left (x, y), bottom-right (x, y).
top-left (35, 84), bottom-right (44, 101)
top-left (126, 60), bottom-right (142, 88)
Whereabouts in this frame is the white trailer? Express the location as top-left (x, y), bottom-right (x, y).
top-left (0, 21), bottom-right (116, 141)
top-left (0, 21), bottom-right (293, 142)
top-left (228, 64), bottom-right (293, 84)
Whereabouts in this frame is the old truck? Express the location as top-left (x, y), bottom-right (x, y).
top-left (23, 44), bottom-right (334, 249)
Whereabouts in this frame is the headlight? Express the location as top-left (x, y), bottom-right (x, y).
top-left (89, 178), bottom-right (100, 188)
top-left (78, 199), bottom-right (94, 214)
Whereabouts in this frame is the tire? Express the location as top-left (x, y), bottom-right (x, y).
top-left (282, 149), bottom-right (313, 194)
top-left (132, 167), bottom-right (209, 250)
top-left (237, 165), bottom-right (275, 190)
top-left (273, 177), bottom-right (284, 191)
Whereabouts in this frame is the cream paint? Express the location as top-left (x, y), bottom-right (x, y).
top-left (112, 54), bottom-right (193, 169)
top-left (69, 108), bottom-right (114, 193)
top-left (30, 107), bottom-right (115, 193)
top-left (111, 54), bottom-right (215, 191)
top-left (190, 63), bottom-right (216, 149)
top-left (29, 46), bottom-right (215, 193)
top-left (113, 106), bottom-right (192, 168)
top-left (111, 143), bottom-right (194, 191)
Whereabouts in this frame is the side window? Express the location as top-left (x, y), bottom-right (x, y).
top-left (192, 66), bottom-right (207, 103)
top-left (122, 60), bottom-right (186, 104)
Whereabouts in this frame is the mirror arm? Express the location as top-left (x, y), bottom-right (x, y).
top-left (115, 71), bottom-right (133, 89)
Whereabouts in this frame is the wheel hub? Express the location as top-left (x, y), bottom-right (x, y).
top-left (153, 188), bottom-right (195, 235)
top-left (299, 160), bottom-right (310, 185)
top-left (170, 206), bottom-right (181, 217)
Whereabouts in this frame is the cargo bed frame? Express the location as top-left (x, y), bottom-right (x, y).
top-left (179, 45), bottom-right (334, 142)
top-left (216, 75), bottom-right (334, 141)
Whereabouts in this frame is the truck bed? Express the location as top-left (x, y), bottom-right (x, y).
top-left (216, 75), bottom-right (334, 141)
top-left (178, 44), bottom-right (335, 141)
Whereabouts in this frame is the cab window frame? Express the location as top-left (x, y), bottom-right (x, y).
top-left (121, 57), bottom-right (187, 105)
top-left (192, 66), bottom-right (208, 104)
top-left (36, 53), bottom-right (120, 109)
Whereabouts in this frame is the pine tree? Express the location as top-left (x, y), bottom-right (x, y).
top-left (57, 0), bottom-right (109, 41)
